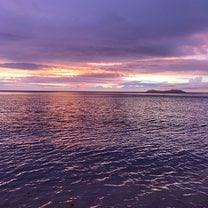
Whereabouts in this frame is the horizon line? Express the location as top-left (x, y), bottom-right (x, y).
top-left (0, 90), bottom-right (207, 94)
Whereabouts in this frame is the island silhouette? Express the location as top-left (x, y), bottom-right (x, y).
top-left (146, 89), bottom-right (186, 94)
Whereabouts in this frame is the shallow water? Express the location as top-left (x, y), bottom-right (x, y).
top-left (0, 92), bottom-right (208, 208)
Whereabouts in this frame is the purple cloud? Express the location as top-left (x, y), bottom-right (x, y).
top-left (0, 62), bottom-right (51, 70)
top-left (0, 0), bottom-right (208, 63)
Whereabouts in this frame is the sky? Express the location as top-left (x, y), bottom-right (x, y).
top-left (0, 0), bottom-right (208, 92)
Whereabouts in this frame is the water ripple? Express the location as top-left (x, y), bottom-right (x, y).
top-left (0, 92), bottom-right (208, 207)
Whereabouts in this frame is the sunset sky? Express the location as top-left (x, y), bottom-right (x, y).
top-left (0, 0), bottom-right (208, 91)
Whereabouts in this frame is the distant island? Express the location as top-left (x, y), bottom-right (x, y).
top-left (146, 89), bottom-right (186, 94)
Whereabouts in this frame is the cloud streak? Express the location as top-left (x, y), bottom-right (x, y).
top-left (0, 63), bottom-right (51, 70)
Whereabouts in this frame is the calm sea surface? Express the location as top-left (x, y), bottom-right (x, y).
top-left (0, 92), bottom-right (208, 208)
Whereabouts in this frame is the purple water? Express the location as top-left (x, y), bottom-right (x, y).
top-left (0, 92), bottom-right (208, 208)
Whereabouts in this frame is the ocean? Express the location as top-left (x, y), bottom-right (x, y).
top-left (0, 92), bottom-right (208, 208)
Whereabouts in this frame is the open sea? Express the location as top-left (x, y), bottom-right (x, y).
top-left (0, 92), bottom-right (208, 208)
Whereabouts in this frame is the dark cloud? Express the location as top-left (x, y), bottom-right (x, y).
top-left (0, 32), bottom-right (26, 41)
top-left (0, 0), bottom-right (208, 63)
top-left (98, 59), bottom-right (208, 75)
top-left (0, 62), bottom-right (51, 70)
